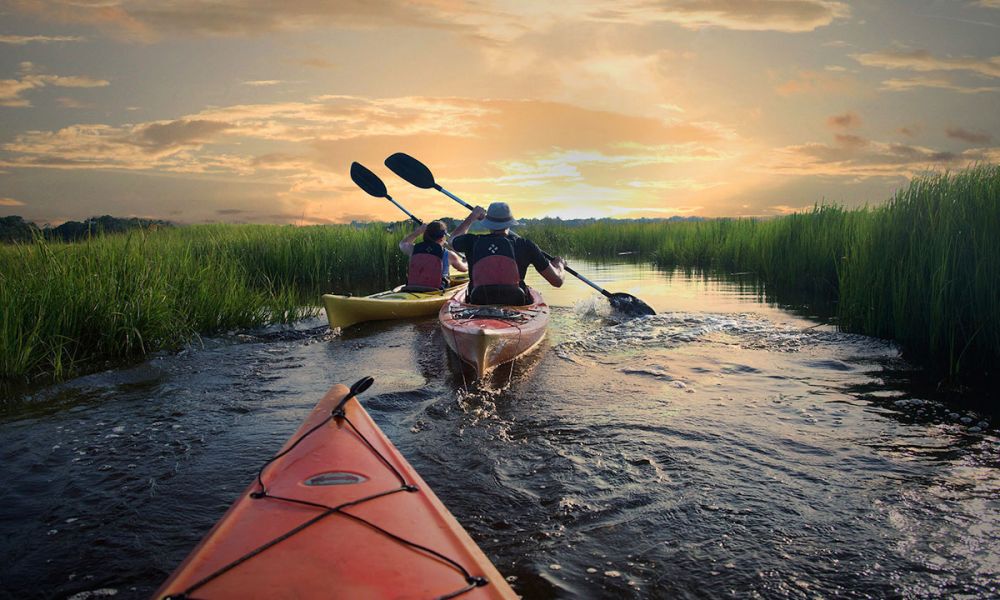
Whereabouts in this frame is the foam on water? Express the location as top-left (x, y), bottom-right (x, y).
top-left (1, 264), bottom-right (997, 599)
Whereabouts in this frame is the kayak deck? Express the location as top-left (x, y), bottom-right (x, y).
top-left (322, 275), bottom-right (469, 329)
top-left (155, 383), bottom-right (516, 599)
top-left (439, 288), bottom-right (550, 379)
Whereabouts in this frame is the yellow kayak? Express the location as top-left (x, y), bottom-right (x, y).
top-left (323, 275), bottom-right (469, 329)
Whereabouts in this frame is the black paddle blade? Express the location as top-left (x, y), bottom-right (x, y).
top-left (609, 293), bottom-right (656, 317)
top-left (350, 162), bottom-right (388, 198)
top-left (333, 376), bottom-right (375, 416)
top-left (349, 376), bottom-right (375, 397)
top-left (385, 152), bottom-right (437, 189)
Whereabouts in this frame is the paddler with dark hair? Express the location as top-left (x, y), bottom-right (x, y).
top-left (449, 202), bottom-right (565, 305)
top-left (398, 212), bottom-right (481, 292)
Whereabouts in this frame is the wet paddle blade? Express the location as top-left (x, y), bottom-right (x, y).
top-left (350, 162), bottom-right (388, 198)
top-left (609, 293), bottom-right (656, 317)
top-left (385, 153), bottom-right (437, 189)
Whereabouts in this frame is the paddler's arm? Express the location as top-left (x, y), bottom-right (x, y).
top-left (448, 250), bottom-right (468, 272)
top-left (398, 224), bottom-right (426, 256)
top-left (526, 239), bottom-right (565, 287)
top-left (448, 206), bottom-right (487, 243)
top-left (540, 257), bottom-right (566, 287)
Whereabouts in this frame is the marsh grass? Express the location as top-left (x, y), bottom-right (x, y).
top-left (838, 166), bottom-right (999, 379)
top-left (0, 224), bottom-right (406, 384)
top-left (525, 165), bottom-right (999, 380)
top-left (3, 165), bottom-right (996, 385)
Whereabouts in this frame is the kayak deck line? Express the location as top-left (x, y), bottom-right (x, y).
top-left (439, 289), bottom-right (550, 381)
top-left (156, 381), bottom-right (516, 600)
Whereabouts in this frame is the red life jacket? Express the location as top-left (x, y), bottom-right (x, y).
top-left (407, 241), bottom-right (446, 289)
top-left (470, 234), bottom-right (520, 285)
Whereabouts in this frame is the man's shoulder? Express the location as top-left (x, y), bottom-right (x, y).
top-left (450, 233), bottom-right (474, 251)
top-left (513, 235), bottom-right (539, 251)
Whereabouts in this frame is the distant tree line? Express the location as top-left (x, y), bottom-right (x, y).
top-left (381, 214), bottom-right (705, 232)
top-left (2, 213), bottom-right (704, 243)
top-left (0, 215), bottom-right (172, 243)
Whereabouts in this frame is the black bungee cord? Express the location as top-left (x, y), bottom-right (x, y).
top-left (163, 376), bottom-right (492, 600)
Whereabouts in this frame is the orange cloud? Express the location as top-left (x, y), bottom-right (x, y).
top-left (6, 0), bottom-right (852, 43)
top-left (0, 197), bottom-right (27, 206)
top-left (854, 48), bottom-right (1000, 78)
top-left (594, 0), bottom-right (850, 32)
top-left (1, 94), bottom-right (738, 222)
top-left (879, 76), bottom-right (999, 94)
top-left (0, 62), bottom-right (109, 107)
top-left (0, 34), bottom-right (85, 44)
top-left (776, 70), bottom-right (856, 96)
top-left (290, 58), bottom-right (337, 69)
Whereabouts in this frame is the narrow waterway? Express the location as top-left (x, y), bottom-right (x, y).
top-left (1, 262), bottom-right (996, 599)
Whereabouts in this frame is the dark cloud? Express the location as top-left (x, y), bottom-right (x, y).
top-left (261, 213), bottom-right (347, 225)
top-left (834, 133), bottom-right (867, 148)
top-left (772, 138), bottom-right (996, 178)
top-left (946, 127), bottom-right (992, 144)
top-left (291, 57), bottom-right (337, 69)
top-left (827, 112), bottom-right (861, 129)
top-left (133, 119), bottom-right (232, 152)
top-left (5, 0), bottom-right (475, 40)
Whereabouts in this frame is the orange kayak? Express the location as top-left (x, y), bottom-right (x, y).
top-left (155, 381), bottom-right (517, 600)
top-left (439, 288), bottom-right (550, 379)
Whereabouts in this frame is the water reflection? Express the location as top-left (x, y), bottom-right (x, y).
top-left (0, 261), bottom-right (996, 599)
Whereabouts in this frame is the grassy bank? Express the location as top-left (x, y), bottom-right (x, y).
top-left (525, 164), bottom-right (999, 381)
top-left (3, 165), bottom-right (996, 386)
top-left (0, 224), bottom-right (406, 384)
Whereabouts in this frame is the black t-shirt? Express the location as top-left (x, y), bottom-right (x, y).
top-left (451, 232), bottom-right (550, 284)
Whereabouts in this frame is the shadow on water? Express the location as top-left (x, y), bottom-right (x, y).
top-left (0, 261), bottom-right (997, 599)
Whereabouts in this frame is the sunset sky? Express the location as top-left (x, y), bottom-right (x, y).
top-left (1, 1), bottom-right (998, 225)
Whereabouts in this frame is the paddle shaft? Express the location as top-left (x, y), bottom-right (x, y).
top-left (386, 194), bottom-right (423, 226)
top-left (540, 250), bottom-right (611, 298)
top-left (435, 185), bottom-right (612, 298)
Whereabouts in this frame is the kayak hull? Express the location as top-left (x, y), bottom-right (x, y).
top-left (155, 384), bottom-right (516, 600)
top-left (322, 275), bottom-right (468, 329)
top-left (439, 289), bottom-right (550, 379)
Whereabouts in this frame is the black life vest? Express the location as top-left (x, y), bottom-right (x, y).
top-left (407, 241), bottom-right (447, 289)
top-left (468, 234), bottom-right (525, 305)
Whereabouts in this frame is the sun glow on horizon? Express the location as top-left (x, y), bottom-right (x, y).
top-left (0, 1), bottom-right (997, 224)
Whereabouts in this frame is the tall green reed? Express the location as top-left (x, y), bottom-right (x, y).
top-left (525, 165), bottom-right (999, 380)
top-left (0, 224), bottom-right (408, 384)
top-left (838, 165), bottom-right (999, 379)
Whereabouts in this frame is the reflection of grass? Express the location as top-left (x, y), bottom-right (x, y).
top-left (525, 165), bottom-right (1000, 382)
top-left (0, 224), bottom-right (405, 384)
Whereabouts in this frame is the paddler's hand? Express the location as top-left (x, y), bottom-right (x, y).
top-left (471, 206), bottom-right (487, 220)
top-left (551, 256), bottom-right (566, 273)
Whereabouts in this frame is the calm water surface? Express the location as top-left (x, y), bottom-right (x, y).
top-left (1, 262), bottom-right (997, 599)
